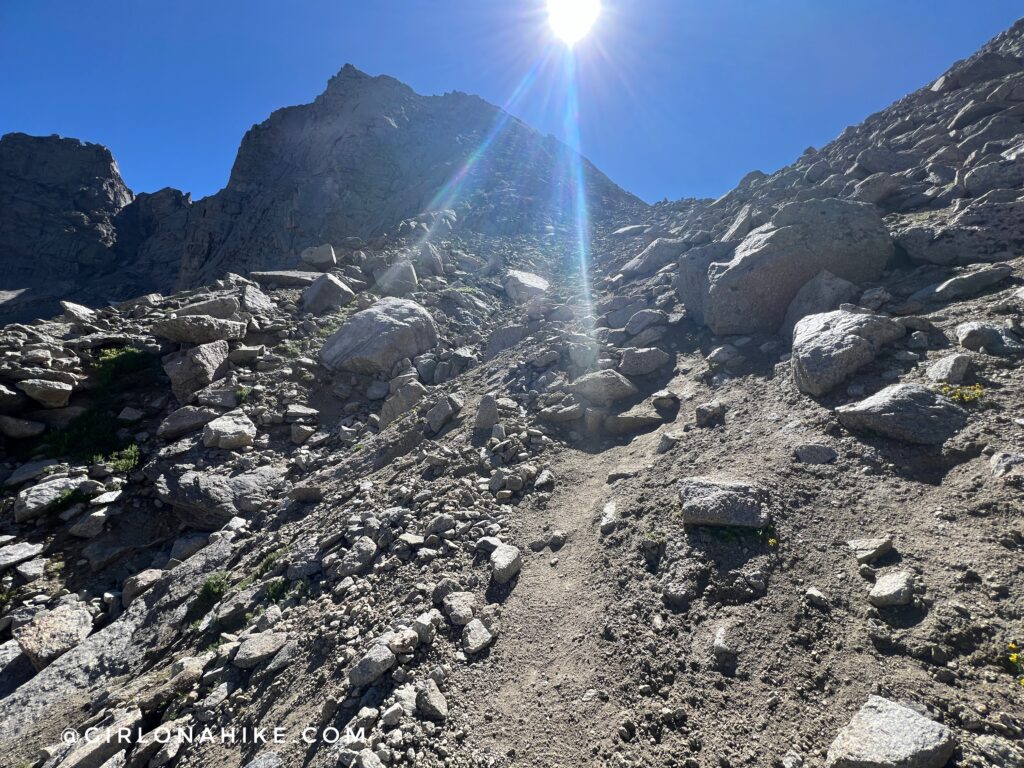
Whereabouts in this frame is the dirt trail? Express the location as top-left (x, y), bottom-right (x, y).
top-left (453, 432), bottom-right (659, 767)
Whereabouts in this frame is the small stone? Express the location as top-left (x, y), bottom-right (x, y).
top-left (415, 679), bottom-right (448, 722)
top-left (847, 536), bottom-right (893, 564)
top-left (489, 544), bottom-right (522, 584)
top-left (349, 644), bottom-right (396, 687)
top-left (794, 443), bottom-right (837, 464)
top-left (694, 400), bottom-right (726, 427)
top-left (868, 570), bottom-right (915, 607)
top-left (462, 619), bottom-right (495, 654)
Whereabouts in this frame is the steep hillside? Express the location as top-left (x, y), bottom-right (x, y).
top-left (0, 17), bottom-right (1022, 768)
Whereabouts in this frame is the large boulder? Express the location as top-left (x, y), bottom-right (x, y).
top-left (374, 261), bottom-right (419, 297)
top-left (300, 243), bottom-right (337, 270)
top-left (836, 383), bottom-right (968, 445)
top-left (781, 270), bottom-right (859, 338)
top-left (568, 369), bottom-right (638, 405)
top-left (163, 341), bottom-right (229, 403)
top-left (152, 465), bottom-right (285, 530)
top-left (681, 199), bottom-right (893, 335)
top-left (202, 410), bottom-right (257, 450)
top-left (302, 274), bottom-right (355, 315)
top-left (826, 695), bottom-right (955, 768)
top-left (791, 308), bottom-right (906, 396)
top-left (504, 270), bottom-right (549, 304)
top-left (319, 298), bottom-right (438, 375)
top-left (13, 475), bottom-right (91, 522)
top-left (16, 379), bottom-right (73, 408)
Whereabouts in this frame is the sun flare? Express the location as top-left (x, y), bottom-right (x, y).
top-left (547, 0), bottom-right (601, 46)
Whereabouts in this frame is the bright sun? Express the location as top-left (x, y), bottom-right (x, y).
top-left (547, 0), bottom-right (601, 46)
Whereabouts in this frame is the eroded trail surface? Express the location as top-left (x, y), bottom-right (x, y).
top-left (454, 435), bottom-right (657, 767)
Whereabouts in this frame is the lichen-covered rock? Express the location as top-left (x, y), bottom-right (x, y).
top-left (13, 602), bottom-right (94, 670)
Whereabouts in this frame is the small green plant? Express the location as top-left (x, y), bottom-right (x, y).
top-left (642, 530), bottom-right (666, 545)
top-left (937, 383), bottom-right (984, 403)
top-left (235, 386), bottom-right (252, 404)
top-left (54, 487), bottom-right (89, 511)
top-left (99, 443), bottom-right (140, 473)
top-left (236, 546), bottom-right (288, 591)
top-left (1009, 641), bottom-right (1023, 688)
top-left (93, 347), bottom-right (160, 394)
top-left (187, 571), bottom-right (230, 623)
top-left (265, 578), bottom-right (291, 603)
top-left (0, 584), bottom-right (17, 613)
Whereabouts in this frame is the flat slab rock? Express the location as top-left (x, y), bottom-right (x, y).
top-left (678, 477), bottom-right (769, 528)
top-left (836, 383), bottom-right (968, 445)
top-left (826, 695), bottom-right (955, 768)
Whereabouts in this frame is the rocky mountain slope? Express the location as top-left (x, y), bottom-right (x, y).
top-left (0, 65), bottom-right (642, 324)
top-left (0, 16), bottom-right (1023, 768)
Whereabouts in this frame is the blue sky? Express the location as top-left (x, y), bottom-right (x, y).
top-left (1, 1), bottom-right (1020, 203)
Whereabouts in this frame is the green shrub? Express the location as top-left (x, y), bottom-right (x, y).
top-left (187, 571), bottom-right (230, 623)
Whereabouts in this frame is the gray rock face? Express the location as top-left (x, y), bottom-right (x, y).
top-left (682, 199), bottom-right (894, 335)
top-left (13, 602), bottom-right (93, 670)
top-left (677, 477), bottom-right (769, 528)
top-left (836, 383), bottom-right (968, 445)
top-left (568, 369), bottom-right (638, 405)
top-left (320, 298), bottom-right (438, 375)
top-left (791, 308), bottom-right (905, 396)
top-left (2, 66), bottom-right (640, 324)
top-left (302, 273), bottom-right (355, 315)
top-left (826, 695), bottom-right (955, 768)
top-left (163, 340), bottom-right (229, 403)
top-left (504, 270), bottom-right (549, 304)
top-left (0, 133), bottom-right (137, 324)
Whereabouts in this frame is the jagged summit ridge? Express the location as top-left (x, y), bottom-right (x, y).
top-left (0, 64), bottom-right (642, 323)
